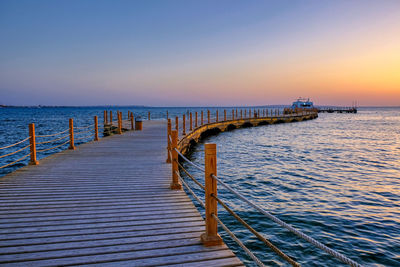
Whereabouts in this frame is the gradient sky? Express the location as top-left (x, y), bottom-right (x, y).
top-left (1, 0), bottom-right (399, 106)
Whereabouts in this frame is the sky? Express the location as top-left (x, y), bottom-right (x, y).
top-left (0, 0), bottom-right (399, 107)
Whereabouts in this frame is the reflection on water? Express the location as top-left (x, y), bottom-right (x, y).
top-left (182, 107), bottom-right (400, 266)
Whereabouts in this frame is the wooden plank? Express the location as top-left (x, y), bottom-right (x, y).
top-left (0, 120), bottom-right (242, 266)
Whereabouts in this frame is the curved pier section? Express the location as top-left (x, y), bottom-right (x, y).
top-left (167, 110), bottom-right (362, 267)
top-left (178, 112), bottom-right (318, 155)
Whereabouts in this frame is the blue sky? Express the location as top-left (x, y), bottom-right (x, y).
top-left (1, 0), bottom-right (399, 106)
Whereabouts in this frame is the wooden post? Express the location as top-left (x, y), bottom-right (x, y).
top-left (166, 119), bottom-right (172, 163)
top-left (207, 110), bottom-right (210, 124)
top-left (236, 109), bottom-right (238, 118)
top-left (201, 111), bottom-right (204, 125)
top-left (182, 114), bottom-right (186, 135)
top-left (216, 110), bottom-right (219, 122)
top-left (29, 123), bottom-right (39, 165)
top-left (249, 109), bottom-right (251, 118)
top-left (170, 130), bottom-right (182, 190)
top-left (110, 111), bottom-right (113, 125)
top-left (240, 110), bottom-right (243, 119)
top-left (94, 116), bottom-right (99, 141)
top-left (69, 118), bottom-right (75, 150)
top-left (232, 109), bottom-right (234, 120)
top-left (148, 111), bottom-right (151, 120)
top-left (195, 111), bottom-right (198, 127)
top-left (117, 112), bottom-right (122, 134)
top-left (104, 110), bottom-right (107, 125)
top-left (244, 109), bottom-right (247, 117)
top-left (190, 112), bottom-right (193, 131)
top-left (175, 116), bottom-right (179, 131)
top-left (224, 110), bottom-right (227, 121)
top-left (130, 115), bottom-right (134, 130)
top-left (166, 110), bottom-right (169, 119)
top-left (201, 143), bottom-right (222, 246)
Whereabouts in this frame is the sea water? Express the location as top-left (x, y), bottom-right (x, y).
top-left (0, 106), bottom-right (399, 266)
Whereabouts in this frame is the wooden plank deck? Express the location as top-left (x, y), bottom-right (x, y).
top-left (0, 121), bottom-right (243, 267)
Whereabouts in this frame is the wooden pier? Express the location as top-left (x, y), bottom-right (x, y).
top-left (0, 121), bottom-right (243, 266)
top-left (317, 107), bottom-right (357, 113)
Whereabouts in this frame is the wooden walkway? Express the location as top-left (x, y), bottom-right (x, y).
top-left (0, 121), bottom-right (243, 266)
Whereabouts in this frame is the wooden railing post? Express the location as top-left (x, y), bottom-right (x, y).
top-left (104, 110), bottom-right (107, 125)
top-left (236, 109), bottom-right (238, 118)
top-left (130, 115), bottom-right (134, 130)
top-left (148, 111), bottom-right (151, 120)
top-left (29, 123), bottom-right (39, 165)
top-left (240, 110), bottom-right (243, 119)
top-left (166, 119), bottom-right (172, 163)
top-left (195, 111), bottom-right (198, 128)
top-left (216, 110), bottom-right (219, 122)
top-left (69, 118), bottom-right (75, 150)
top-left (110, 111), bottom-right (113, 125)
top-left (166, 110), bottom-right (169, 119)
top-left (182, 114), bottom-right (186, 135)
top-left (117, 112), bottom-right (122, 134)
top-left (244, 109), bottom-right (246, 118)
top-left (224, 110), bottom-right (226, 121)
top-left (207, 110), bottom-right (210, 124)
top-left (201, 143), bottom-right (222, 246)
top-left (175, 116), bottom-right (179, 131)
top-left (170, 130), bottom-right (182, 190)
top-left (232, 109), bottom-right (234, 120)
top-left (190, 112), bottom-right (193, 131)
top-left (94, 116), bottom-right (99, 141)
top-left (201, 111), bottom-right (204, 125)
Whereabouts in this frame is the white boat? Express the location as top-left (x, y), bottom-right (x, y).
top-left (291, 98), bottom-right (314, 109)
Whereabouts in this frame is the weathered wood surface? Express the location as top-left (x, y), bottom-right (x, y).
top-left (0, 121), bottom-right (243, 267)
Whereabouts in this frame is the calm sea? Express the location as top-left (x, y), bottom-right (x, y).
top-left (1, 106), bottom-right (399, 266)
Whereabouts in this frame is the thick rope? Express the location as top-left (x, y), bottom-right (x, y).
top-left (177, 160), bottom-right (205, 190)
top-left (36, 128), bottom-right (69, 138)
top-left (0, 145), bottom-right (30, 159)
top-left (74, 134), bottom-right (94, 141)
top-left (74, 123), bottom-right (94, 130)
top-left (0, 137), bottom-right (30, 150)
top-left (37, 140), bottom-right (69, 153)
top-left (211, 174), bottom-right (362, 267)
top-left (212, 194), bottom-right (300, 266)
top-left (74, 129), bottom-right (92, 135)
top-left (0, 154), bottom-right (30, 169)
top-left (212, 213), bottom-right (265, 267)
top-left (36, 134), bottom-right (69, 145)
top-left (175, 148), bottom-right (205, 172)
top-left (176, 171), bottom-right (205, 209)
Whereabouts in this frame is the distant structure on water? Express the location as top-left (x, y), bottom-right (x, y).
top-left (285, 97), bottom-right (357, 114)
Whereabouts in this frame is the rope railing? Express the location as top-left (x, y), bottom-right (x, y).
top-left (37, 140), bottom-right (70, 153)
top-left (74, 129), bottom-right (92, 135)
top-left (212, 193), bottom-right (300, 266)
top-left (0, 154), bottom-right (30, 169)
top-left (176, 160), bottom-right (205, 190)
top-left (1, 110), bottom-right (139, 172)
top-left (0, 137), bottom-right (30, 150)
top-left (175, 148), bottom-right (205, 172)
top-left (211, 173), bottom-right (361, 267)
top-left (74, 123), bottom-right (94, 130)
top-left (74, 134), bottom-right (95, 142)
top-left (176, 170), bottom-right (205, 209)
top-left (0, 144), bottom-right (30, 159)
top-left (165, 109), bottom-right (361, 267)
top-left (212, 213), bottom-right (266, 267)
top-left (36, 134), bottom-right (69, 145)
top-left (36, 128), bottom-right (69, 138)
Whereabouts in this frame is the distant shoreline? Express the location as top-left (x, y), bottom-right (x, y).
top-left (1, 105), bottom-right (399, 109)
